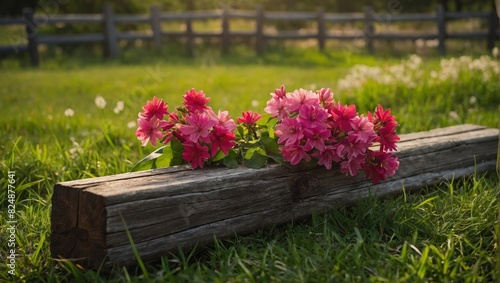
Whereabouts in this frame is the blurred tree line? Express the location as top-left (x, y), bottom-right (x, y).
top-left (0, 0), bottom-right (495, 16)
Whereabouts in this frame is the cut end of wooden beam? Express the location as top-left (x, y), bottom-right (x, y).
top-left (50, 124), bottom-right (499, 269)
top-left (51, 184), bottom-right (107, 267)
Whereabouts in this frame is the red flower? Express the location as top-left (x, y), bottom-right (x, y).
top-left (141, 96), bottom-right (168, 121)
top-left (183, 88), bottom-right (211, 113)
top-left (329, 102), bottom-right (357, 132)
top-left (182, 141), bottom-right (210, 169)
top-left (210, 126), bottom-right (236, 156)
top-left (363, 150), bottom-right (399, 184)
top-left (368, 104), bottom-right (400, 151)
top-left (237, 111), bottom-right (263, 127)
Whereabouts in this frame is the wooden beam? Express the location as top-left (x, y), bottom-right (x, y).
top-left (50, 124), bottom-right (499, 270)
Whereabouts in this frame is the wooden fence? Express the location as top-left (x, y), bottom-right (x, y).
top-left (0, 4), bottom-right (498, 66)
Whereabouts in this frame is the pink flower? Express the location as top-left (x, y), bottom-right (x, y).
top-left (285, 89), bottom-right (319, 113)
top-left (237, 111), bottom-right (263, 127)
top-left (351, 115), bottom-right (377, 144)
top-left (179, 112), bottom-right (215, 143)
top-left (136, 116), bottom-right (166, 146)
top-left (274, 85), bottom-right (287, 99)
top-left (275, 117), bottom-right (304, 146)
top-left (316, 88), bottom-right (333, 105)
top-left (280, 144), bottom-right (311, 165)
top-left (298, 104), bottom-right (329, 129)
top-left (211, 110), bottom-right (237, 132)
top-left (183, 88), bottom-right (211, 113)
top-left (329, 102), bottom-right (358, 132)
top-left (141, 96), bottom-right (168, 121)
top-left (264, 95), bottom-right (288, 120)
top-left (340, 158), bottom-right (364, 176)
top-left (314, 145), bottom-right (342, 170)
top-left (210, 126), bottom-right (236, 156)
top-left (182, 141), bottom-right (211, 169)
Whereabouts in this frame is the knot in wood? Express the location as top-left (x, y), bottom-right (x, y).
top-left (289, 175), bottom-right (311, 202)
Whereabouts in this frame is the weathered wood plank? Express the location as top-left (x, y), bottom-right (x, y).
top-left (50, 125), bottom-right (499, 269)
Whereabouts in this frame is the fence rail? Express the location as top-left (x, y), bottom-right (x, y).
top-left (0, 4), bottom-right (497, 66)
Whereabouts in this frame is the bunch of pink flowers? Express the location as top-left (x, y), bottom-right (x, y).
top-left (264, 85), bottom-right (400, 184)
top-left (136, 89), bottom-right (238, 169)
top-left (136, 85), bottom-right (400, 184)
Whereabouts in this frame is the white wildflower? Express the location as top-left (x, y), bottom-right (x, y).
top-left (127, 121), bottom-right (137, 129)
top-left (95, 95), bottom-right (107, 109)
top-left (492, 46), bottom-right (498, 57)
top-left (64, 108), bottom-right (74, 117)
top-left (448, 111), bottom-right (459, 121)
top-left (251, 100), bottom-right (259, 108)
top-left (469, 96), bottom-right (477, 105)
top-left (114, 100), bottom-right (125, 114)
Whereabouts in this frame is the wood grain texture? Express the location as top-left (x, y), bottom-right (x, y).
top-left (50, 124), bottom-right (499, 269)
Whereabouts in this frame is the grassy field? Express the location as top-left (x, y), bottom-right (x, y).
top-left (0, 48), bottom-right (498, 282)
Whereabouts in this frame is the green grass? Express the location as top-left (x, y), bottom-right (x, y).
top-left (0, 49), bottom-right (498, 282)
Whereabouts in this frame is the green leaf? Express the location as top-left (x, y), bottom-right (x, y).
top-left (223, 149), bottom-right (239, 168)
top-left (212, 150), bottom-right (227, 162)
top-left (170, 139), bottom-right (184, 166)
top-left (130, 145), bottom-right (172, 172)
top-left (244, 146), bottom-right (268, 169)
top-left (257, 114), bottom-right (273, 126)
top-left (236, 125), bottom-right (245, 140)
top-left (260, 135), bottom-right (280, 155)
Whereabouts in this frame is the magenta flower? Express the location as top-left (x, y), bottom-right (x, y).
top-left (179, 112), bottom-right (216, 143)
top-left (182, 141), bottom-right (211, 169)
top-left (298, 104), bottom-right (329, 129)
top-left (183, 88), bottom-right (211, 113)
top-left (275, 117), bottom-right (304, 146)
top-left (141, 96), bottom-right (168, 121)
top-left (280, 144), bottom-right (311, 165)
top-left (285, 88), bottom-right (319, 113)
top-left (303, 126), bottom-right (330, 151)
top-left (336, 133), bottom-right (369, 161)
top-left (314, 145), bottom-right (342, 170)
top-left (237, 111), bottom-right (263, 127)
top-left (136, 116), bottom-right (166, 146)
top-left (210, 125), bottom-right (236, 156)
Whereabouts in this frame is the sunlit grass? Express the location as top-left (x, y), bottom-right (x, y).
top-left (0, 49), bottom-right (498, 282)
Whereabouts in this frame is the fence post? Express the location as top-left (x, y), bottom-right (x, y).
top-left (103, 4), bottom-right (119, 58)
top-left (255, 4), bottom-right (264, 55)
top-left (364, 6), bottom-right (374, 54)
top-left (436, 5), bottom-right (446, 56)
top-left (22, 8), bottom-right (39, 66)
top-left (487, 3), bottom-right (499, 51)
top-left (150, 5), bottom-right (162, 50)
top-left (185, 14), bottom-right (194, 57)
top-left (221, 5), bottom-right (230, 54)
top-left (317, 7), bottom-right (326, 51)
